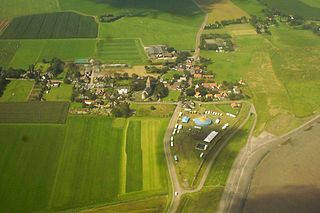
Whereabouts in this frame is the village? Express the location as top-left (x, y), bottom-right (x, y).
top-left (0, 44), bottom-right (246, 116)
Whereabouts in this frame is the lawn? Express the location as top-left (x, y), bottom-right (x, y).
top-left (0, 80), bottom-right (33, 102)
top-left (0, 102), bottom-right (69, 123)
top-left (96, 38), bottom-right (148, 65)
top-left (1, 12), bottom-right (98, 39)
top-left (0, 115), bottom-right (170, 212)
top-left (162, 90), bottom-right (181, 102)
top-left (8, 39), bottom-right (96, 69)
top-left (130, 103), bottom-right (176, 117)
top-left (44, 84), bottom-right (73, 102)
top-left (161, 70), bottom-right (182, 80)
top-left (0, 0), bottom-right (59, 19)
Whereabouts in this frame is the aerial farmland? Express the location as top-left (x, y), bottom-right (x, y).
top-left (0, 0), bottom-right (319, 212)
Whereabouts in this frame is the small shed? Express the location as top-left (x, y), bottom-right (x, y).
top-left (182, 116), bottom-right (190, 123)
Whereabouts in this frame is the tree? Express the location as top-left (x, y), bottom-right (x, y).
top-left (111, 102), bottom-right (131, 117)
top-left (154, 82), bottom-right (168, 98)
top-left (150, 105), bottom-right (156, 110)
top-left (186, 88), bottom-right (195, 96)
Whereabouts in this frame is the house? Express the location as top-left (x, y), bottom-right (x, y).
top-left (203, 74), bottom-right (215, 79)
top-left (214, 93), bottom-right (223, 99)
top-left (194, 74), bottom-right (203, 79)
top-left (84, 100), bottom-right (95, 105)
top-left (195, 92), bottom-right (201, 98)
top-left (118, 88), bottom-right (129, 95)
top-left (202, 83), bottom-right (217, 89)
top-left (51, 81), bottom-right (61, 87)
top-left (205, 94), bottom-right (213, 99)
top-left (231, 102), bottom-right (241, 108)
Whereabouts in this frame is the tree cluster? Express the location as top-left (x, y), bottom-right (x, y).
top-left (205, 16), bottom-right (248, 29)
top-left (111, 102), bottom-right (132, 117)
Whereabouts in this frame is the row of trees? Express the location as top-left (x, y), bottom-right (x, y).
top-left (205, 16), bottom-right (249, 29)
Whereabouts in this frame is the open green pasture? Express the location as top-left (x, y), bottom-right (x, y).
top-left (260, 0), bottom-right (320, 19)
top-left (96, 39), bottom-right (148, 65)
top-left (201, 25), bottom-right (320, 135)
top-left (1, 12), bottom-right (98, 39)
top-left (0, 40), bottom-right (20, 67)
top-left (0, 0), bottom-right (59, 19)
top-left (0, 80), bottom-right (33, 102)
top-left (59, 0), bottom-right (204, 50)
top-left (8, 39), bottom-right (96, 69)
top-left (0, 102), bottom-right (69, 123)
top-left (0, 115), bottom-right (170, 212)
top-left (43, 84), bottom-right (73, 102)
top-left (231, 0), bottom-right (266, 17)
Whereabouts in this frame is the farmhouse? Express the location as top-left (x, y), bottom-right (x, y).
top-left (202, 82), bottom-right (217, 89)
top-left (146, 45), bottom-right (174, 59)
top-left (204, 131), bottom-right (219, 143)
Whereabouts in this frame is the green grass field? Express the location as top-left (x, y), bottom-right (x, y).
top-left (231, 0), bottom-right (266, 17)
top-left (0, 40), bottom-right (20, 67)
top-left (162, 90), bottom-right (181, 102)
top-left (44, 84), bottom-right (73, 102)
top-left (260, 0), bottom-right (320, 20)
top-left (8, 39), bottom-right (96, 69)
top-left (96, 39), bottom-right (148, 65)
top-left (201, 24), bottom-right (320, 136)
top-left (1, 12), bottom-right (98, 39)
top-left (0, 115), bottom-right (170, 212)
top-left (0, 80), bottom-right (33, 102)
top-left (59, 0), bottom-right (204, 50)
top-left (0, 0), bottom-right (59, 19)
top-left (126, 120), bottom-right (143, 192)
top-left (0, 102), bottom-right (69, 123)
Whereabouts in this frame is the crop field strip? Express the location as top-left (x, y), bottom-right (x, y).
top-left (0, 40), bottom-right (20, 67)
top-left (0, 12), bottom-right (98, 39)
top-left (97, 39), bottom-right (148, 65)
top-left (0, 102), bottom-right (69, 123)
top-left (0, 116), bottom-right (170, 212)
top-left (125, 120), bottom-right (143, 193)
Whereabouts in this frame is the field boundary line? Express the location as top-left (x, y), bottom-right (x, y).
top-left (25, 80), bottom-right (35, 101)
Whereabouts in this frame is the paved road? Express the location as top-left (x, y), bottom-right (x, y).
top-left (163, 102), bottom-right (183, 213)
top-left (217, 114), bottom-right (320, 213)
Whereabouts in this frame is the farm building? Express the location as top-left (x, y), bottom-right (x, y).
top-left (196, 143), bottom-right (208, 151)
top-left (204, 131), bottom-right (219, 143)
top-left (74, 59), bottom-right (90, 64)
top-left (193, 116), bottom-right (212, 127)
top-left (146, 45), bottom-right (173, 59)
top-left (182, 116), bottom-right (190, 123)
